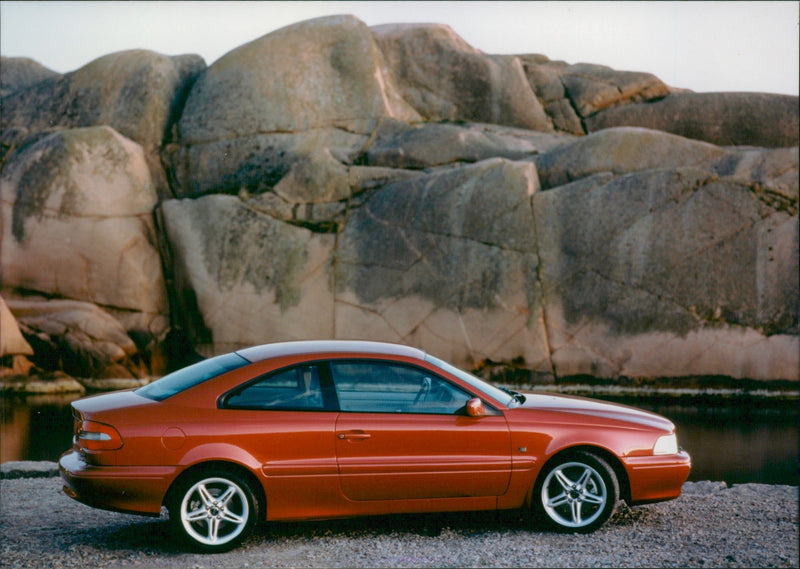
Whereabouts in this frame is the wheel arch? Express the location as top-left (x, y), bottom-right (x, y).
top-left (164, 460), bottom-right (267, 521)
top-left (528, 444), bottom-right (631, 506)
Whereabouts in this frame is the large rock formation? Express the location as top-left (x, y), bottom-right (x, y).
top-left (1, 126), bottom-right (166, 317)
top-left (0, 296), bottom-right (34, 376)
top-left (160, 194), bottom-right (337, 354)
top-left (519, 55), bottom-right (671, 134)
top-left (332, 158), bottom-right (550, 370)
top-left (0, 56), bottom-right (60, 97)
top-left (533, 166), bottom-right (797, 380)
top-left (1, 50), bottom-right (205, 197)
top-left (586, 92), bottom-right (799, 148)
top-left (7, 298), bottom-right (145, 379)
top-left (1, 126), bottom-right (168, 377)
top-left (178, 15), bottom-right (418, 141)
top-left (1, 15), bottom-right (797, 385)
top-left (372, 23), bottom-right (551, 131)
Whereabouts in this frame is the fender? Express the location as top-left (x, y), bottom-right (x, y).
top-left (542, 423), bottom-right (657, 461)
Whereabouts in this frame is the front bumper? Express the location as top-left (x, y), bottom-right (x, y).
top-left (624, 450), bottom-right (692, 505)
top-left (59, 449), bottom-right (179, 516)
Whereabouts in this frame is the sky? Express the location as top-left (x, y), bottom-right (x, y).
top-left (1, 1), bottom-right (798, 96)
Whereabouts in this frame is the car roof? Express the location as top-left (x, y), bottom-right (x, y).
top-left (235, 340), bottom-right (427, 363)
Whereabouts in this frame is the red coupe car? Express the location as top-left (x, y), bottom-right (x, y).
top-left (60, 341), bottom-right (691, 551)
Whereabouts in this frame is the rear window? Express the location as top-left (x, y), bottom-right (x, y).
top-left (136, 352), bottom-right (249, 401)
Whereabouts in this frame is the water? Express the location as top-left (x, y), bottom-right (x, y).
top-left (1, 394), bottom-right (75, 463)
top-left (2, 393), bottom-right (797, 485)
top-left (614, 400), bottom-right (798, 485)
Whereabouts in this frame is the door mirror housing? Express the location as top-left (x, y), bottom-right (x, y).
top-left (465, 397), bottom-right (485, 417)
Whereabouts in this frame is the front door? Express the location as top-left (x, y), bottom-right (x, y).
top-left (330, 359), bottom-right (512, 501)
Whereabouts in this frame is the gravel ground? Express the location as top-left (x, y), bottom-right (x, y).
top-left (0, 472), bottom-right (797, 568)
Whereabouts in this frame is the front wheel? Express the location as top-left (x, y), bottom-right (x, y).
top-left (168, 469), bottom-right (258, 552)
top-left (533, 451), bottom-right (619, 533)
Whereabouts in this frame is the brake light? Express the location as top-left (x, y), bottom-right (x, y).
top-left (77, 421), bottom-right (123, 451)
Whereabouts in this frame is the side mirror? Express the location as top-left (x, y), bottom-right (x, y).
top-left (465, 397), bottom-right (485, 417)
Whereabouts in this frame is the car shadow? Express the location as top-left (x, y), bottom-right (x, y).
top-left (71, 510), bottom-right (528, 553)
top-left (258, 503), bottom-right (655, 541)
top-left (66, 517), bottom-right (184, 553)
top-left (262, 509), bottom-right (528, 540)
top-left (72, 503), bottom-right (655, 553)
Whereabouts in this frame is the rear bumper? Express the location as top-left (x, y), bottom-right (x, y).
top-left (624, 450), bottom-right (692, 505)
top-left (59, 450), bottom-right (179, 516)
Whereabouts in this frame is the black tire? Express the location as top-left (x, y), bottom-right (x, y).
top-left (168, 467), bottom-right (259, 552)
top-left (532, 451), bottom-right (619, 533)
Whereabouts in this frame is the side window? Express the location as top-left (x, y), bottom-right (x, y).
top-left (330, 361), bottom-right (472, 414)
top-left (225, 364), bottom-right (325, 410)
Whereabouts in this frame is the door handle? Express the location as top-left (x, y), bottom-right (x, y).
top-left (337, 432), bottom-right (371, 440)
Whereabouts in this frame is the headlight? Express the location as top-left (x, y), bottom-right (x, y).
top-left (653, 434), bottom-right (679, 455)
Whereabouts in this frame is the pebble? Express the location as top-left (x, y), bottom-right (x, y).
top-left (0, 475), bottom-right (796, 568)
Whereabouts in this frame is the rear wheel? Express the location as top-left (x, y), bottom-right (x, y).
top-left (533, 451), bottom-right (619, 533)
top-left (168, 468), bottom-right (258, 552)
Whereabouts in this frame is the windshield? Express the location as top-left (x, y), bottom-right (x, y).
top-left (424, 354), bottom-right (518, 407)
top-left (136, 352), bottom-right (249, 401)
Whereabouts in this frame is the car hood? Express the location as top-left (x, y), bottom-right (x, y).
top-left (512, 392), bottom-right (675, 432)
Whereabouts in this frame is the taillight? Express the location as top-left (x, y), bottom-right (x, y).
top-left (77, 420), bottom-right (123, 451)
